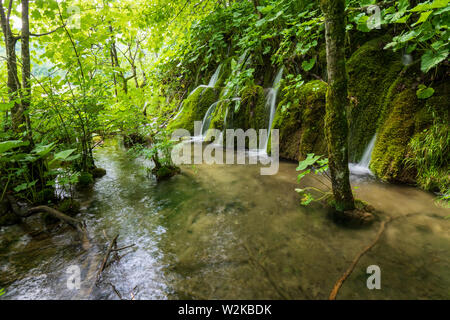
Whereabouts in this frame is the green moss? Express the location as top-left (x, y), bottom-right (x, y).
top-left (91, 167), bottom-right (107, 179)
top-left (370, 66), bottom-right (423, 182)
top-left (77, 172), bottom-right (94, 187)
top-left (57, 199), bottom-right (81, 217)
top-left (152, 165), bottom-right (181, 181)
top-left (168, 86), bottom-right (219, 134)
top-left (214, 58), bottom-right (232, 89)
top-left (206, 85), bottom-right (267, 145)
top-left (270, 80), bottom-right (328, 160)
top-left (232, 85), bottom-right (267, 131)
top-left (347, 35), bottom-right (403, 161)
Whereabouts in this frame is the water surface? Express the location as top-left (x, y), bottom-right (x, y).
top-left (1, 139), bottom-right (449, 299)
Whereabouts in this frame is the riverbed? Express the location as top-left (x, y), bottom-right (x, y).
top-left (1, 139), bottom-right (449, 299)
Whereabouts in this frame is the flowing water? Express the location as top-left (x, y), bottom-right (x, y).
top-left (264, 67), bottom-right (284, 152)
top-left (1, 138), bottom-right (449, 300)
top-left (350, 134), bottom-right (377, 175)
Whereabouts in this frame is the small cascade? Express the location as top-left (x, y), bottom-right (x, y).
top-left (187, 64), bottom-right (223, 98)
top-left (349, 134), bottom-right (377, 175)
top-left (201, 97), bottom-right (241, 138)
top-left (201, 101), bottom-right (220, 136)
top-left (208, 64), bottom-right (222, 87)
top-left (263, 67), bottom-right (284, 152)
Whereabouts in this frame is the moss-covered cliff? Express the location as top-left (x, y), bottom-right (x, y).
top-left (271, 80), bottom-right (328, 160)
top-left (168, 86), bottom-right (219, 134)
top-left (347, 36), bottom-right (403, 162)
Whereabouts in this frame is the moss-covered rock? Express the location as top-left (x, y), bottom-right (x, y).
top-left (152, 165), bottom-right (181, 182)
top-left (347, 35), bottom-right (403, 161)
top-left (228, 85), bottom-right (267, 131)
top-left (205, 85), bottom-right (267, 145)
top-left (168, 86), bottom-right (219, 134)
top-left (271, 80), bottom-right (328, 160)
top-left (370, 65), bottom-right (423, 183)
top-left (91, 167), bottom-right (107, 179)
top-left (77, 172), bottom-right (94, 188)
top-left (57, 199), bottom-right (81, 217)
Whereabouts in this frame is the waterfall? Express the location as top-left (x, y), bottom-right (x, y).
top-left (263, 67), bottom-right (284, 152)
top-left (187, 64), bottom-right (223, 99)
top-left (201, 101), bottom-right (219, 136)
top-left (208, 64), bottom-right (222, 87)
top-left (201, 97), bottom-right (241, 137)
top-left (349, 134), bottom-right (377, 175)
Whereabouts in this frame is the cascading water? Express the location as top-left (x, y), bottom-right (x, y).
top-left (188, 64), bottom-right (223, 99)
top-left (263, 67), bottom-right (284, 152)
top-left (201, 97), bottom-right (241, 138)
top-left (349, 134), bottom-right (377, 175)
top-left (208, 64), bottom-right (222, 87)
top-left (201, 101), bottom-right (220, 136)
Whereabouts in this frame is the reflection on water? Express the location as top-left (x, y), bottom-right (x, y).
top-left (1, 138), bottom-right (449, 299)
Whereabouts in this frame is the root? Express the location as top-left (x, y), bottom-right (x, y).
top-left (329, 213), bottom-right (419, 300)
top-left (26, 205), bottom-right (90, 249)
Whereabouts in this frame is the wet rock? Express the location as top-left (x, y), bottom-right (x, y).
top-left (152, 165), bottom-right (181, 182)
top-left (91, 167), bottom-right (107, 179)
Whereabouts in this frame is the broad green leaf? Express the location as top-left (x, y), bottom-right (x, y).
top-left (302, 57), bottom-right (316, 71)
top-left (421, 47), bottom-right (449, 73)
top-left (0, 140), bottom-right (29, 154)
top-left (416, 85), bottom-right (435, 99)
top-left (53, 149), bottom-right (77, 161)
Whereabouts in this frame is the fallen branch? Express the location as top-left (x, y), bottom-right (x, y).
top-left (26, 205), bottom-right (83, 230)
top-left (25, 205), bottom-right (90, 249)
top-left (329, 218), bottom-right (392, 300)
top-left (96, 234), bottom-right (119, 283)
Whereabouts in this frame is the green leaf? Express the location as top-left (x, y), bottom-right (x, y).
top-left (0, 140), bottom-right (29, 154)
top-left (296, 153), bottom-right (321, 171)
top-left (421, 47), bottom-right (449, 73)
top-left (53, 149), bottom-right (77, 161)
top-left (32, 142), bottom-right (56, 157)
top-left (301, 57), bottom-right (316, 71)
top-left (412, 10), bottom-right (432, 26)
top-left (14, 180), bottom-right (38, 192)
top-left (416, 85), bottom-right (435, 99)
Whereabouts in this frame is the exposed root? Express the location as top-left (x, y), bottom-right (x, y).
top-left (329, 213), bottom-right (419, 300)
top-left (26, 205), bottom-right (91, 249)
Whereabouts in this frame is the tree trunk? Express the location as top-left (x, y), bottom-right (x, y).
top-left (321, 0), bottom-right (355, 211)
top-left (0, 0), bottom-right (25, 134)
top-left (21, 0), bottom-right (33, 143)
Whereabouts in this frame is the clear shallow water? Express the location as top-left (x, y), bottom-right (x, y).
top-left (1, 139), bottom-right (449, 300)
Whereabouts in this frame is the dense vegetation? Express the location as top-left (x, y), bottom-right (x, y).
top-left (1, 0), bottom-right (449, 228)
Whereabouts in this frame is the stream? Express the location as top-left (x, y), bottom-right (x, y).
top-left (1, 138), bottom-right (449, 300)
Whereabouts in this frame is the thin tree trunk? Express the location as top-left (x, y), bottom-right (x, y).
top-left (0, 0), bottom-right (25, 134)
top-left (321, 0), bottom-right (355, 211)
top-left (21, 0), bottom-right (33, 144)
